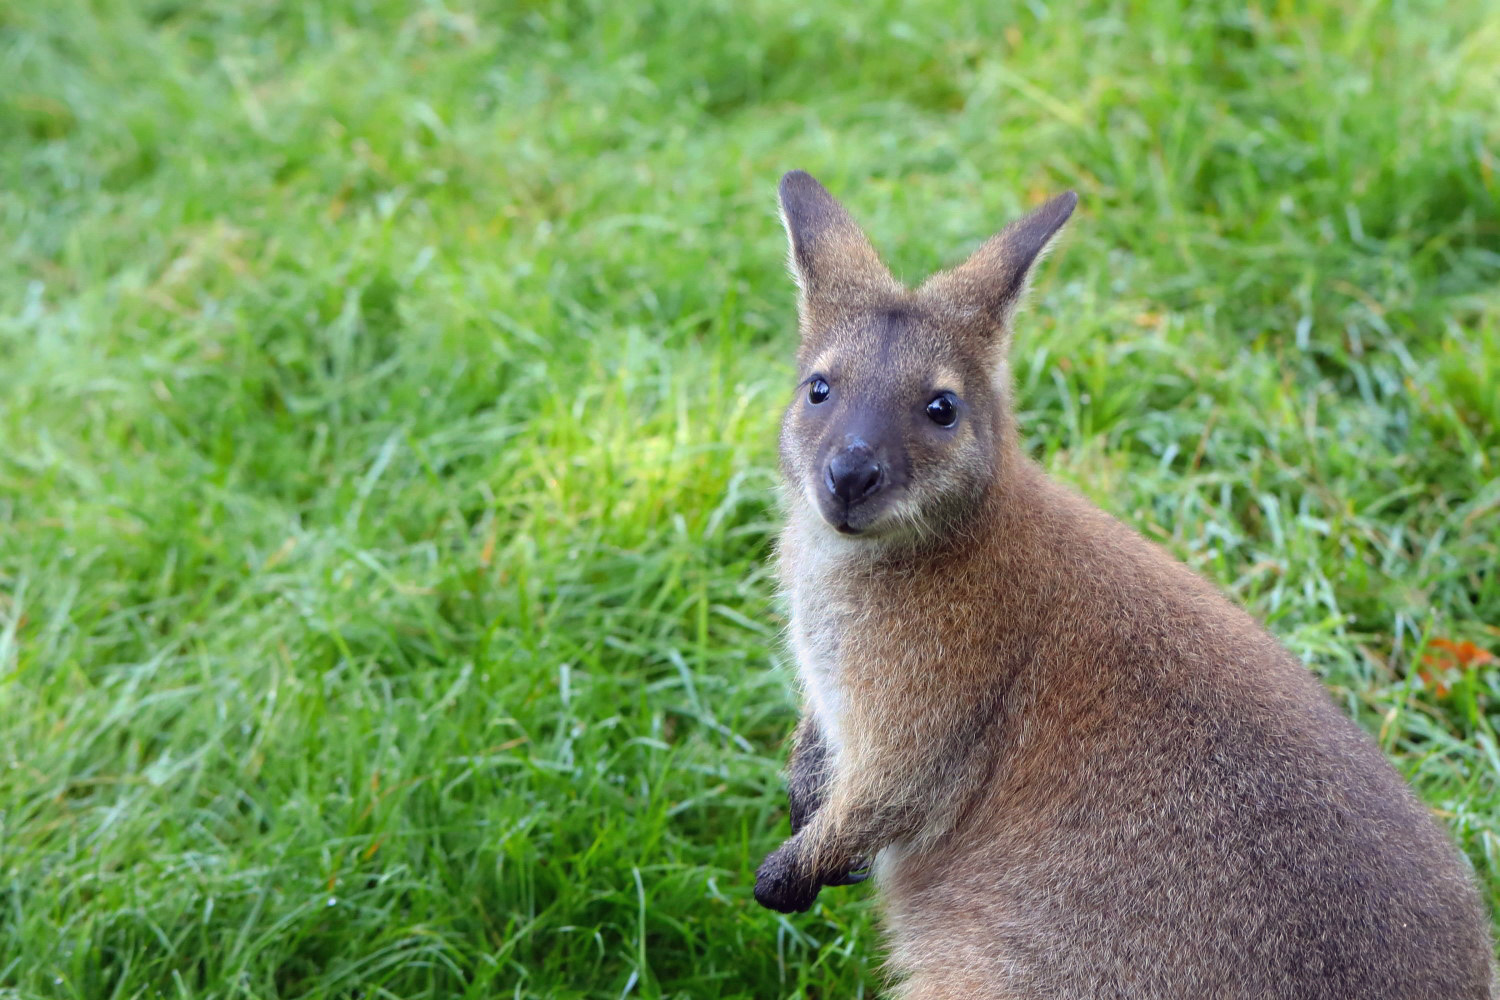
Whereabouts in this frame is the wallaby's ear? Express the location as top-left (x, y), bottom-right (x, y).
top-left (778, 171), bottom-right (898, 317)
top-left (920, 190), bottom-right (1077, 338)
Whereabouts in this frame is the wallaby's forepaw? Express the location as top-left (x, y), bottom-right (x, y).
top-left (822, 859), bottom-right (871, 885)
top-left (787, 789), bottom-right (818, 835)
top-left (754, 845), bottom-right (822, 913)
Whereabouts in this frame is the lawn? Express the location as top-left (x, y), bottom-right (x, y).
top-left (1, 0), bottom-right (1498, 996)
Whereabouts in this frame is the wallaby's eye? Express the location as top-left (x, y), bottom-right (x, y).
top-left (926, 392), bottom-right (959, 427)
top-left (808, 378), bottom-right (831, 405)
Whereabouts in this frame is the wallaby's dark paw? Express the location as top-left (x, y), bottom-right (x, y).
top-left (754, 846), bottom-right (822, 913)
top-left (787, 790), bottom-right (818, 835)
top-left (821, 858), bottom-right (872, 886)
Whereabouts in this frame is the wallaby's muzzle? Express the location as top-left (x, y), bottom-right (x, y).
top-left (814, 427), bottom-right (904, 535)
top-left (826, 441), bottom-right (884, 508)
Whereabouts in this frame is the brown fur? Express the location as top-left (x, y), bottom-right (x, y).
top-left (754, 171), bottom-right (1494, 998)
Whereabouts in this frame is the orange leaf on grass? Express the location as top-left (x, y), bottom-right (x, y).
top-left (1426, 638), bottom-right (1497, 668)
top-left (1418, 637), bottom-right (1498, 697)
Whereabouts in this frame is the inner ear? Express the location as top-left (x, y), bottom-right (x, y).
top-left (919, 190), bottom-right (1077, 334)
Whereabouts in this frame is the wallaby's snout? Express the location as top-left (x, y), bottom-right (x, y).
top-left (826, 439), bottom-right (882, 506)
top-left (824, 437), bottom-right (886, 533)
top-left (808, 408), bottom-right (907, 535)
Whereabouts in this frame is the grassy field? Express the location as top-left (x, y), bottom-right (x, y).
top-left (2, 0), bottom-right (1498, 996)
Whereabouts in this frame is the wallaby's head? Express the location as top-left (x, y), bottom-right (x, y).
top-left (776, 170), bottom-right (1076, 541)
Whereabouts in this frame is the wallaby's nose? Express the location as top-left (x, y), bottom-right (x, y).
top-left (826, 446), bottom-right (884, 505)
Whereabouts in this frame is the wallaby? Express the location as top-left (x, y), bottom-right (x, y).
top-left (754, 170), bottom-right (1494, 999)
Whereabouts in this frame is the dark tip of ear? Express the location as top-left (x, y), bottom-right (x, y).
top-left (1032, 190), bottom-right (1079, 232)
top-left (778, 170), bottom-right (837, 223)
top-left (779, 169), bottom-right (823, 200)
top-left (999, 190), bottom-right (1077, 289)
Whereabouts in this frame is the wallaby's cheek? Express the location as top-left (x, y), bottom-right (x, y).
top-left (778, 405), bottom-right (820, 495)
top-left (901, 425), bottom-right (993, 529)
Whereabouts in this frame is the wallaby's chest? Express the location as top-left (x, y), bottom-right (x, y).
top-left (784, 554), bottom-right (873, 756)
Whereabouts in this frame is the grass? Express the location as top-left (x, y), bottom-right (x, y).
top-left (1, 0), bottom-right (1498, 996)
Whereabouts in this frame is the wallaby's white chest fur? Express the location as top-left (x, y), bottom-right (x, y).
top-left (788, 578), bottom-right (847, 753)
top-left (781, 519), bottom-right (866, 757)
